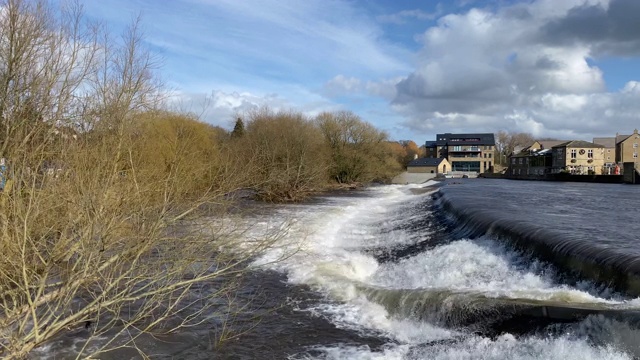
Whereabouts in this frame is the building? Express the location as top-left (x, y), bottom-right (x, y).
top-left (551, 140), bottom-right (605, 175)
top-left (424, 141), bottom-right (437, 158)
top-left (508, 148), bottom-right (553, 176)
top-left (406, 157), bottom-right (451, 175)
top-left (593, 137), bottom-right (616, 169)
top-left (424, 133), bottom-right (495, 173)
top-left (592, 137), bottom-right (616, 174)
top-left (522, 140), bottom-right (569, 153)
top-left (615, 129), bottom-right (640, 165)
top-left (508, 140), bottom-right (582, 176)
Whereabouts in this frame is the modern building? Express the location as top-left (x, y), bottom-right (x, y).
top-left (551, 140), bottom-right (605, 174)
top-left (424, 133), bottom-right (495, 173)
top-left (406, 157), bottom-right (451, 175)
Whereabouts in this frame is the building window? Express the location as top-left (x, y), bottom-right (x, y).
top-left (571, 149), bottom-right (577, 159)
top-left (634, 143), bottom-right (638, 148)
top-left (453, 146), bottom-right (462, 151)
top-left (511, 158), bottom-right (516, 164)
top-left (634, 152), bottom-right (638, 158)
top-left (588, 149), bottom-right (593, 159)
top-left (607, 156), bottom-right (610, 160)
top-left (488, 153), bottom-right (492, 158)
top-left (607, 149), bottom-right (611, 153)
top-left (519, 158), bottom-right (523, 164)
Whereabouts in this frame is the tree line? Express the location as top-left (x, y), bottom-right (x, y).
top-left (228, 108), bottom-right (419, 201)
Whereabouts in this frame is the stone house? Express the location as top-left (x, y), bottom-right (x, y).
top-left (508, 149), bottom-right (552, 176)
top-left (615, 129), bottom-right (640, 166)
top-left (592, 137), bottom-right (616, 173)
top-left (507, 140), bottom-right (567, 176)
top-left (551, 140), bottom-right (605, 175)
top-left (406, 157), bottom-right (451, 175)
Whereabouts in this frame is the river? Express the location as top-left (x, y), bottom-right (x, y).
top-left (34, 179), bottom-right (640, 359)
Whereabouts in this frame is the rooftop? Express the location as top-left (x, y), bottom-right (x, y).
top-left (552, 140), bottom-right (605, 149)
top-left (435, 133), bottom-right (495, 146)
top-left (593, 137), bottom-right (615, 148)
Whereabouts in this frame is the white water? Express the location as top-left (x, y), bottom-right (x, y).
top-left (253, 183), bottom-right (639, 359)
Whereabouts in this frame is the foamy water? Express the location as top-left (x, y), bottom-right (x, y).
top-left (253, 182), bottom-right (639, 359)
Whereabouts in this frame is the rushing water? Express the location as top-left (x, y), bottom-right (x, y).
top-left (35, 179), bottom-right (640, 359)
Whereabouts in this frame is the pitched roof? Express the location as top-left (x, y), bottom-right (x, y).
top-left (521, 140), bottom-right (569, 152)
top-left (616, 134), bottom-right (631, 144)
top-left (512, 148), bottom-right (552, 157)
top-left (537, 140), bottom-right (569, 149)
top-left (593, 137), bottom-right (615, 148)
top-left (616, 130), bottom-right (640, 143)
top-left (435, 133), bottom-right (495, 146)
top-left (552, 140), bottom-right (605, 149)
top-left (407, 157), bottom-right (447, 167)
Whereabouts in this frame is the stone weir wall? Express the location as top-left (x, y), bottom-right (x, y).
top-left (623, 163), bottom-right (640, 184)
top-left (480, 173), bottom-right (626, 184)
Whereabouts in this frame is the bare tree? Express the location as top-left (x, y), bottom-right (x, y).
top-left (236, 107), bottom-right (329, 201)
top-left (0, 2), bottom-right (283, 358)
top-left (316, 111), bottom-right (399, 183)
top-left (495, 130), bottom-right (534, 165)
top-left (0, 0), bottom-right (99, 159)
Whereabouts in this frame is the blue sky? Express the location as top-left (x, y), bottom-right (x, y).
top-left (76, 0), bottom-right (640, 143)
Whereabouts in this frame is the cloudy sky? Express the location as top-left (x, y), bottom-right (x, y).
top-left (77, 0), bottom-right (640, 143)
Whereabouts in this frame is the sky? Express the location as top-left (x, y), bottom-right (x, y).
top-left (76, 0), bottom-right (640, 143)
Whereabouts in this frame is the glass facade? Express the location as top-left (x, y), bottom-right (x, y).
top-left (452, 161), bottom-right (480, 172)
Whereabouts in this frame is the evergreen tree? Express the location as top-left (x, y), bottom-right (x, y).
top-left (231, 117), bottom-right (245, 138)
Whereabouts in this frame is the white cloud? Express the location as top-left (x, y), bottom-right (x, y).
top-left (170, 89), bottom-right (338, 129)
top-left (393, 0), bottom-right (640, 140)
top-left (325, 75), bottom-right (363, 94)
top-left (324, 75), bottom-right (402, 100)
top-left (180, 0), bottom-right (411, 78)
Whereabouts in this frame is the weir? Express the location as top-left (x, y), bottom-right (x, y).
top-left (359, 285), bottom-right (640, 331)
top-left (433, 188), bottom-right (640, 298)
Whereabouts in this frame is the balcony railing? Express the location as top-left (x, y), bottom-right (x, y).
top-left (448, 147), bottom-right (481, 152)
top-left (449, 154), bottom-right (481, 159)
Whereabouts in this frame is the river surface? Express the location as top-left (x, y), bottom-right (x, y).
top-left (35, 179), bottom-right (640, 359)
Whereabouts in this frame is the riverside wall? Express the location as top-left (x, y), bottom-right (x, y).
top-left (480, 173), bottom-right (626, 184)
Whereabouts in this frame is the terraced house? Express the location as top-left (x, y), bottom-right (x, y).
top-left (425, 133), bottom-right (495, 173)
top-left (551, 140), bottom-right (605, 175)
top-left (507, 140), bottom-right (568, 176)
top-left (615, 129), bottom-right (640, 165)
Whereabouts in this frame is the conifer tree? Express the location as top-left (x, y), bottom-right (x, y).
top-left (231, 117), bottom-right (245, 138)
